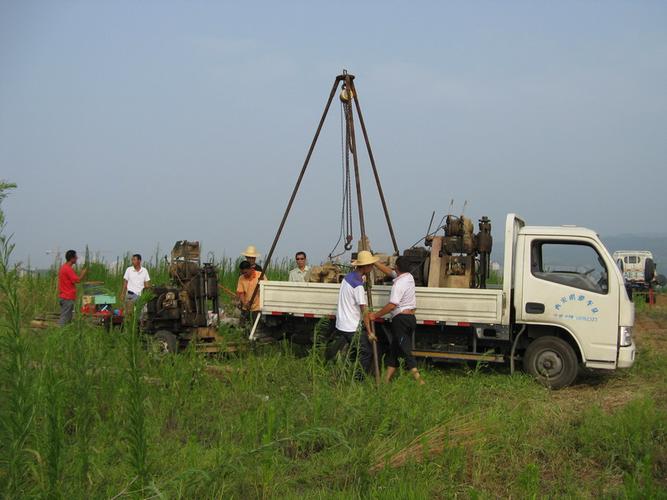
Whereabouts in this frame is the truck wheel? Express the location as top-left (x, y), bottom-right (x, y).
top-left (154, 330), bottom-right (179, 354)
top-left (644, 258), bottom-right (656, 283)
top-left (523, 336), bottom-right (578, 389)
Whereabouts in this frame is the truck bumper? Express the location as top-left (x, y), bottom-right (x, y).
top-left (617, 342), bottom-right (636, 368)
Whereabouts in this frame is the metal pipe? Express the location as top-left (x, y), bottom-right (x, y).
top-left (345, 74), bottom-right (381, 385)
top-left (510, 325), bottom-right (527, 374)
top-left (246, 76), bottom-right (342, 312)
top-left (350, 80), bottom-right (399, 254)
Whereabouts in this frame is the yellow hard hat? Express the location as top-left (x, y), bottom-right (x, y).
top-left (241, 245), bottom-right (260, 258)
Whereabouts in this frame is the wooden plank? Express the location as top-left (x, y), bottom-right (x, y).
top-left (411, 350), bottom-right (505, 363)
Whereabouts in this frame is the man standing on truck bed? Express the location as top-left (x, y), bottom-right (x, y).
top-left (371, 257), bottom-right (424, 385)
top-left (289, 251), bottom-right (311, 282)
top-left (58, 249), bottom-right (88, 326)
top-left (334, 250), bottom-right (377, 376)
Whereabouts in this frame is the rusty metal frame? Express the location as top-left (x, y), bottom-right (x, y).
top-left (246, 72), bottom-right (398, 384)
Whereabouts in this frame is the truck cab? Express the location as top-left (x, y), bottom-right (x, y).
top-left (511, 216), bottom-right (635, 376)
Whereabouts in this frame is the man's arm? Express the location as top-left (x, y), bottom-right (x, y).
top-left (71, 265), bottom-right (87, 283)
top-left (120, 279), bottom-right (128, 300)
top-left (369, 302), bottom-right (397, 321)
top-left (236, 278), bottom-right (246, 309)
top-left (360, 305), bottom-right (376, 341)
top-left (374, 261), bottom-right (394, 276)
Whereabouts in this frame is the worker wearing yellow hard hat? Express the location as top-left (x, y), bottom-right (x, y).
top-left (334, 250), bottom-right (378, 378)
top-left (241, 245), bottom-right (263, 272)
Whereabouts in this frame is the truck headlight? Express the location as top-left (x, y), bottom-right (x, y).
top-left (619, 326), bottom-right (633, 347)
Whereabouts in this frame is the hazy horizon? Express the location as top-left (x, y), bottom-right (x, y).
top-left (2, 1), bottom-right (666, 268)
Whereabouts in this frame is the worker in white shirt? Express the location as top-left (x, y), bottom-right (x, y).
top-left (334, 250), bottom-right (377, 376)
top-left (120, 254), bottom-right (151, 309)
top-left (288, 251), bottom-right (311, 282)
top-left (370, 257), bottom-right (424, 385)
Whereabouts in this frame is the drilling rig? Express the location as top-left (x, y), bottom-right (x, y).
top-left (141, 241), bottom-right (221, 353)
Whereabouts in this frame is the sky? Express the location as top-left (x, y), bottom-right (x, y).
top-left (1, 1), bottom-right (666, 268)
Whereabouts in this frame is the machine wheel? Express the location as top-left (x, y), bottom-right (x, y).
top-left (523, 336), bottom-right (578, 389)
top-left (644, 258), bottom-right (656, 283)
top-left (154, 330), bottom-right (179, 354)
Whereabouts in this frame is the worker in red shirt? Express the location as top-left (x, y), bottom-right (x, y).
top-left (58, 249), bottom-right (88, 326)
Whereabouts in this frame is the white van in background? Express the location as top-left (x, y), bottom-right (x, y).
top-left (613, 250), bottom-right (659, 291)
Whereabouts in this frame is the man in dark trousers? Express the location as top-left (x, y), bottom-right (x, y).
top-left (370, 257), bottom-right (425, 384)
top-left (58, 249), bottom-right (87, 326)
top-left (334, 250), bottom-right (378, 375)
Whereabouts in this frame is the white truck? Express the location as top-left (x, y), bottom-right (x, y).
top-left (613, 250), bottom-right (661, 293)
top-left (259, 214), bottom-right (636, 388)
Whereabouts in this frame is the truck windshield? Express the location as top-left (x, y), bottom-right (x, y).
top-left (532, 241), bottom-right (609, 295)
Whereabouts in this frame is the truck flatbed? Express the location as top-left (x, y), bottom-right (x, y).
top-left (260, 281), bottom-right (505, 327)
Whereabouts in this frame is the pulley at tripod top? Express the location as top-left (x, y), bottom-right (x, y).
top-left (339, 85), bottom-right (355, 103)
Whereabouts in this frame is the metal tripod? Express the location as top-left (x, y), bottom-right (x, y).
top-left (248, 71), bottom-right (398, 384)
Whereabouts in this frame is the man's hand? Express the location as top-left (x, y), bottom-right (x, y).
top-left (368, 312), bottom-right (377, 322)
top-left (367, 331), bottom-right (377, 342)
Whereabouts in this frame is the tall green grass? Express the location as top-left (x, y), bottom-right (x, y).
top-left (1, 183), bottom-right (666, 497)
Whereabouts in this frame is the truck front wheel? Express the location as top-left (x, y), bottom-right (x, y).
top-left (523, 336), bottom-right (578, 389)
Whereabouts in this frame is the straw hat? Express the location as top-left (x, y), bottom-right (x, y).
top-left (352, 250), bottom-right (379, 267)
top-left (241, 245), bottom-right (261, 258)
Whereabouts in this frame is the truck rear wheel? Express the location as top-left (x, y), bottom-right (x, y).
top-left (154, 330), bottom-right (179, 354)
top-left (523, 336), bottom-right (578, 389)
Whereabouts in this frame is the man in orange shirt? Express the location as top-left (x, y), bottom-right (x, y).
top-left (58, 249), bottom-right (88, 326)
top-left (236, 261), bottom-right (266, 325)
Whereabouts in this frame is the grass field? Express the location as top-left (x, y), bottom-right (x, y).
top-left (1, 188), bottom-right (667, 498)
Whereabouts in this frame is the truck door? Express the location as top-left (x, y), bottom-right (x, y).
top-left (518, 237), bottom-right (619, 365)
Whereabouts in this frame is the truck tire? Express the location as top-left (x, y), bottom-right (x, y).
top-left (644, 258), bottom-right (656, 283)
top-left (523, 336), bottom-right (578, 389)
top-left (154, 330), bottom-right (179, 354)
